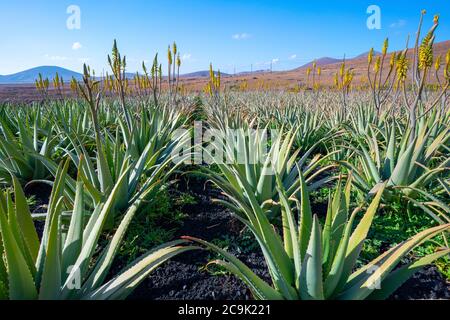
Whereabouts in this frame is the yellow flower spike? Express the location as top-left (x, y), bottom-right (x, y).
top-left (382, 38), bottom-right (389, 55)
top-left (177, 54), bottom-right (181, 68)
top-left (70, 77), bottom-right (78, 93)
top-left (419, 38), bottom-right (434, 70)
top-left (390, 52), bottom-right (396, 68)
top-left (435, 55), bottom-right (441, 71)
top-left (368, 48), bottom-right (374, 65)
top-left (151, 64), bottom-right (155, 79)
top-left (396, 53), bottom-right (409, 82)
top-left (168, 46), bottom-right (173, 65)
top-left (434, 15), bottom-right (439, 25)
top-left (374, 56), bottom-right (381, 73)
top-left (445, 52), bottom-right (450, 80)
top-left (173, 42), bottom-right (177, 56)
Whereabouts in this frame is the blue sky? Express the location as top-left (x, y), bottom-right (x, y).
top-left (0, 0), bottom-right (449, 75)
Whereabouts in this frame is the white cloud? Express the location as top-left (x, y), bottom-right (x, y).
top-left (44, 54), bottom-right (69, 61)
top-left (77, 57), bottom-right (90, 63)
top-left (182, 53), bottom-right (192, 61)
top-left (289, 54), bottom-right (297, 60)
top-left (72, 42), bottom-right (83, 50)
top-left (232, 33), bottom-right (251, 40)
top-left (255, 58), bottom-right (279, 67)
top-left (390, 19), bottom-right (406, 28)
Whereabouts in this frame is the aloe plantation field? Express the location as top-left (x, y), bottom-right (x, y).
top-left (0, 9), bottom-right (449, 303)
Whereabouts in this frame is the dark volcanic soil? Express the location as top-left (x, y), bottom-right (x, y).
top-left (25, 172), bottom-right (449, 300)
top-left (27, 181), bottom-right (52, 240)
top-left (389, 266), bottom-right (450, 300)
top-left (129, 177), bottom-right (265, 300)
top-left (129, 176), bottom-right (450, 301)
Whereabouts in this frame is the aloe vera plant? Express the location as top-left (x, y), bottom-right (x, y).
top-left (34, 68), bottom-right (191, 226)
top-left (341, 113), bottom-right (449, 196)
top-left (400, 182), bottom-right (450, 247)
top-left (0, 11), bottom-right (448, 300)
top-left (202, 126), bottom-right (337, 219)
top-left (0, 106), bottom-right (55, 185)
top-left (0, 161), bottom-right (196, 300)
top-left (185, 174), bottom-right (450, 300)
top-left (35, 129), bottom-right (190, 229)
top-left (271, 107), bottom-right (332, 155)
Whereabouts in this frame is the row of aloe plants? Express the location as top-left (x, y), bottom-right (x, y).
top-left (191, 12), bottom-right (449, 299)
top-left (0, 105), bottom-right (448, 300)
top-left (0, 42), bottom-right (198, 300)
top-left (0, 12), bottom-right (449, 299)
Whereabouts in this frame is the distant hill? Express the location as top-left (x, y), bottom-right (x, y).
top-left (181, 70), bottom-right (230, 78)
top-left (353, 50), bottom-right (381, 60)
top-left (298, 40), bottom-right (450, 73)
top-left (0, 66), bottom-right (83, 84)
top-left (298, 50), bottom-right (382, 70)
top-left (299, 57), bottom-right (342, 69)
top-left (236, 69), bottom-right (270, 76)
top-left (0, 66), bottom-right (229, 84)
top-left (1, 40), bottom-right (449, 86)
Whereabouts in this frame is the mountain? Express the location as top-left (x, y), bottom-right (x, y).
top-left (298, 50), bottom-right (382, 70)
top-left (181, 71), bottom-right (230, 78)
top-left (236, 69), bottom-right (270, 76)
top-left (353, 50), bottom-right (381, 60)
top-left (0, 66), bottom-right (83, 84)
top-left (1, 40), bottom-right (449, 86)
top-left (299, 57), bottom-right (342, 69)
top-left (0, 66), bottom-right (229, 84)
